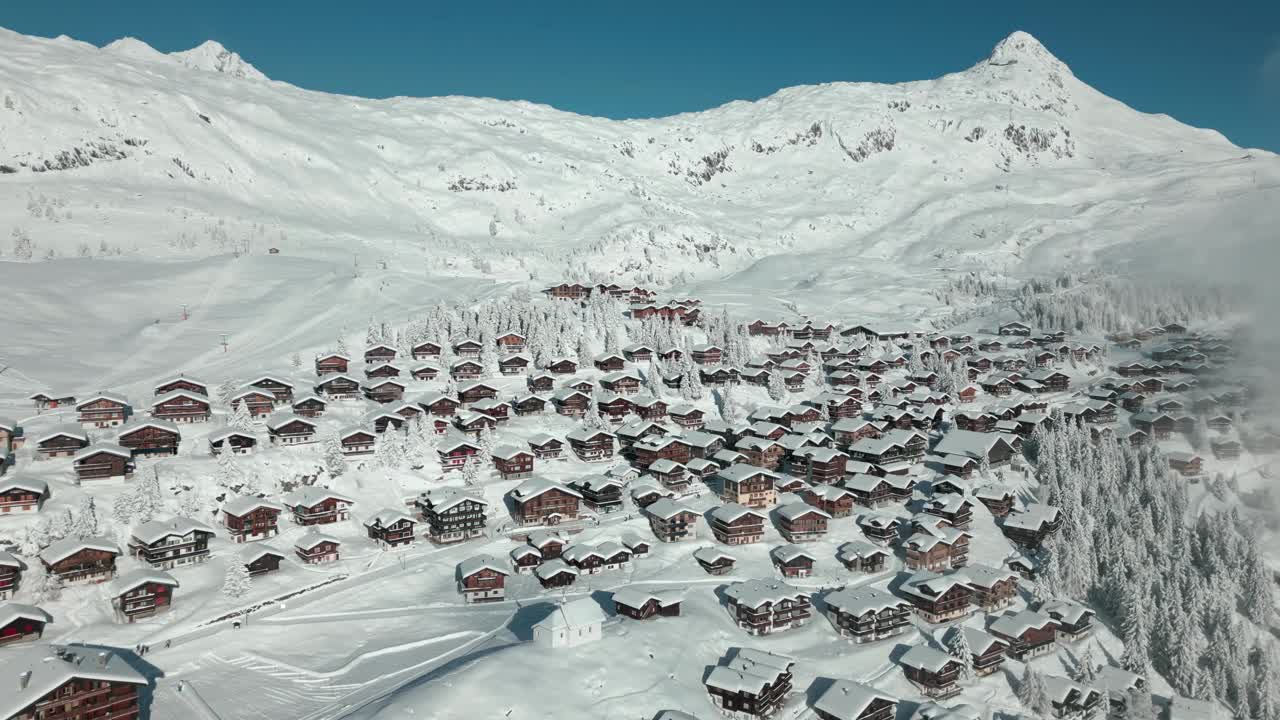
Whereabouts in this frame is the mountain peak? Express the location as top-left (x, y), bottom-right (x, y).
top-left (169, 40), bottom-right (267, 81)
top-left (102, 36), bottom-right (167, 62)
top-left (985, 30), bottom-right (1070, 74)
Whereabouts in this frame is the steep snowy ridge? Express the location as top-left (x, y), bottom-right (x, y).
top-left (170, 40), bottom-right (269, 81)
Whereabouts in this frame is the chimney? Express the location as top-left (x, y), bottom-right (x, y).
top-left (99, 651), bottom-right (112, 667)
top-left (19, 671), bottom-right (32, 690)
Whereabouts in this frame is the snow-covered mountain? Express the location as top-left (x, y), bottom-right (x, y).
top-left (1, 27), bottom-right (1274, 289)
top-left (0, 26), bottom-right (1276, 396)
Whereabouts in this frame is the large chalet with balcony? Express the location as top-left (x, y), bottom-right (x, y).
top-left (281, 488), bottom-right (354, 526)
top-left (116, 420), bottom-right (181, 458)
top-left (221, 497), bottom-right (284, 543)
top-left (76, 393), bottom-right (130, 428)
top-left (151, 391), bottom-right (212, 423)
top-left (128, 518), bottom-right (214, 569)
top-left (823, 587), bottom-right (911, 644)
top-left (416, 488), bottom-right (488, 544)
top-left (364, 509), bottom-right (417, 548)
top-left (39, 537), bottom-right (121, 584)
top-left (508, 478), bottom-right (582, 526)
top-left (723, 579), bottom-right (811, 635)
top-left (710, 504), bottom-right (768, 545)
top-left (457, 555), bottom-right (508, 603)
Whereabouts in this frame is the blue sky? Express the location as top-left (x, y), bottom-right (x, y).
top-left (3, 1), bottom-right (1278, 150)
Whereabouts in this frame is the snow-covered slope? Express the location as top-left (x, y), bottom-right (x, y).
top-left (0, 26), bottom-right (1277, 395)
top-left (0, 27), bottom-right (1274, 289)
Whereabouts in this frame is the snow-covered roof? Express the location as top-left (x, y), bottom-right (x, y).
top-left (72, 442), bottom-right (132, 463)
top-left (151, 389), bottom-right (210, 408)
top-left (932, 429), bottom-right (1013, 460)
top-left (265, 412), bottom-right (316, 431)
top-left (770, 544), bottom-right (814, 564)
top-left (824, 586), bottom-right (905, 617)
top-left (723, 578), bottom-right (805, 609)
top-left (0, 644), bottom-right (147, 719)
top-left (990, 609), bottom-right (1057, 638)
top-left (39, 536), bottom-right (121, 565)
top-left (777, 502), bottom-right (829, 521)
top-left (836, 541), bottom-right (889, 562)
top-left (718, 464), bottom-right (779, 484)
top-left (458, 554), bottom-right (508, 579)
top-left (109, 568), bottom-right (179, 596)
top-left (34, 424), bottom-right (89, 444)
top-left (1042, 599), bottom-right (1094, 624)
top-left (0, 550), bottom-right (24, 569)
top-left (295, 531), bottom-right (341, 550)
top-left (239, 544), bottom-right (286, 565)
top-left (0, 476), bottom-right (48, 496)
top-left (208, 427), bottom-right (257, 444)
top-left (693, 547), bottom-right (735, 565)
top-left (812, 680), bottom-right (897, 720)
top-left (510, 477), bottom-right (582, 502)
top-left (222, 496), bottom-right (284, 517)
top-left (364, 508), bottom-right (415, 528)
top-left (491, 444), bottom-right (532, 461)
top-left (959, 563), bottom-right (1018, 589)
top-left (1042, 675), bottom-right (1100, 704)
top-left (282, 487), bottom-right (355, 508)
top-left (131, 517), bottom-right (214, 544)
top-left (565, 427), bottom-right (615, 442)
top-left (900, 645), bottom-right (959, 673)
top-left (418, 487), bottom-right (486, 512)
top-left (533, 597), bottom-right (606, 631)
top-left (1003, 503), bottom-right (1061, 531)
top-left (710, 503), bottom-right (766, 524)
top-left (75, 392), bottom-right (130, 409)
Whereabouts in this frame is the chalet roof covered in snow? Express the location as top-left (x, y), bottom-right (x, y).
top-left (364, 508), bottom-right (415, 528)
top-left (457, 554), bottom-right (508, 579)
top-left (510, 477), bottom-right (582, 502)
top-left (718, 464), bottom-right (780, 483)
top-left (645, 497), bottom-right (694, 520)
top-left (39, 536), bottom-right (121, 565)
top-left (75, 392), bottom-right (130, 409)
top-left (776, 502), bottom-right (829, 521)
top-left (770, 544), bottom-right (815, 564)
top-left (34, 424), bottom-right (89, 444)
top-left (990, 609), bottom-right (1057, 637)
top-left (533, 597), bottom-right (606, 631)
top-left (723, 578), bottom-right (805, 609)
top-left (295, 531), bottom-right (341, 550)
top-left (151, 390), bottom-right (209, 408)
top-left (611, 587), bottom-right (684, 609)
top-left (931, 429), bottom-right (1015, 460)
top-left (265, 412), bottom-right (316, 431)
top-left (109, 568), bottom-right (179, 596)
top-left (900, 644), bottom-right (959, 673)
top-left (812, 680), bottom-right (897, 720)
top-left (0, 476), bottom-right (48, 496)
top-left (693, 547), bottom-right (735, 565)
top-left (0, 644), bottom-right (148, 720)
top-left (282, 487), bottom-right (355, 508)
top-left (946, 625), bottom-right (1005, 655)
top-left (222, 496), bottom-right (285, 517)
top-left (131, 517), bottom-right (214, 544)
top-left (0, 550), bottom-right (24, 569)
top-left (710, 503), bottom-right (766, 524)
top-left (824, 587), bottom-right (906, 617)
top-left (72, 442), bottom-right (132, 463)
top-left (240, 544), bottom-right (286, 565)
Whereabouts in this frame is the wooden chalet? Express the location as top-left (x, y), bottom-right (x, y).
top-left (0, 477), bottom-right (47, 515)
top-left (527, 433), bottom-right (565, 460)
top-left (1043, 675), bottom-right (1106, 720)
top-left (690, 344), bottom-right (724, 365)
top-left (491, 445), bottom-right (534, 480)
top-left (291, 394), bottom-right (328, 417)
top-left (508, 478), bottom-right (582, 526)
top-left (612, 588), bottom-right (683, 620)
top-left (645, 498), bottom-right (699, 542)
top-left (899, 571), bottom-right (972, 623)
top-left (75, 393), bottom-right (130, 428)
top-left (364, 362), bottom-right (403, 379)
top-left (416, 392), bottom-right (459, 417)
top-left (1000, 504), bottom-right (1063, 548)
top-left (544, 282), bottom-right (592, 300)
top-left (221, 497), bottom-right (284, 543)
top-left (1166, 451), bottom-right (1203, 477)
top-left (266, 414), bottom-right (318, 446)
top-left (900, 645), bottom-right (964, 699)
top-left (116, 420), bottom-right (181, 458)
top-left (208, 428), bottom-right (257, 456)
top-left (362, 378), bottom-right (406, 403)
top-left (569, 476), bottom-right (624, 513)
top-left (717, 465), bottom-right (779, 508)
top-left (363, 343), bottom-right (397, 365)
top-left (498, 353), bottom-right (531, 376)
top-left (990, 610), bottom-right (1058, 660)
top-left (974, 484), bottom-right (1015, 517)
top-left (281, 488), bottom-right (354, 526)
top-left (39, 537), bottom-right (121, 584)
top-left (710, 504), bottom-right (767, 545)
top-left (416, 488), bottom-right (487, 544)
top-left (904, 528), bottom-right (971, 571)
top-left (246, 375), bottom-right (294, 403)
top-left (128, 518), bottom-right (214, 569)
top-left (824, 587), bottom-right (911, 644)
top-left (723, 579), bottom-right (811, 635)
top-left (771, 545), bottom-right (816, 578)
top-left (526, 372), bottom-right (555, 393)
top-left (4, 643), bottom-right (148, 718)
top-left (365, 509), bottom-right (416, 548)
top-left (231, 388), bottom-right (276, 418)
top-left (315, 353), bottom-right (350, 375)
top-left (150, 390), bottom-right (211, 423)
top-left (801, 485), bottom-right (855, 518)
top-left (947, 626), bottom-right (1007, 677)
top-left (0, 603), bottom-right (51, 644)
top-left (832, 418), bottom-right (882, 448)
top-left (593, 353), bottom-right (626, 372)
top-left (836, 540), bottom-right (890, 573)
top-left (622, 343), bottom-right (655, 362)
top-left (600, 370), bottom-right (642, 395)
top-left (705, 649), bottom-right (795, 718)
top-left (633, 435), bottom-right (692, 468)
top-left (316, 373), bottom-right (361, 399)
top-left (110, 569), bottom-right (178, 622)
top-left (566, 428), bottom-right (615, 462)
top-left (857, 514), bottom-right (901, 544)
top-left (923, 495), bottom-right (974, 530)
top-left (546, 358), bottom-right (578, 375)
top-left (552, 388), bottom-right (591, 417)
top-left (438, 437), bottom-right (480, 472)
top-left (776, 503), bottom-right (830, 543)
top-left (534, 559), bottom-right (578, 588)
top-left (0, 548), bottom-right (24, 599)
top-left (1043, 600), bottom-right (1095, 642)
top-left (335, 427), bottom-right (374, 456)
top-left (694, 547), bottom-right (736, 575)
top-left (409, 363), bottom-right (440, 381)
top-left (295, 532), bottom-right (341, 564)
top-left (242, 545), bottom-right (286, 577)
top-left (73, 444), bottom-right (134, 481)
top-left (962, 564), bottom-right (1019, 611)
top-left (457, 555), bottom-right (508, 603)
top-left (28, 391), bottom-right (77, 410)
top-left (596, 392), bottom-right (636, 423)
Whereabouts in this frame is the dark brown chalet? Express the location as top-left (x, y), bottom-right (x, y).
top-left (247, 375), bottom-right (294, 403)
top-left (458, 382), bottom-right (498, 404)
top-left (0, 478), bottom-right (46, 515)
top-left (6, 644), bottom-right (147, 720)
top-left (416, 488), bottom-right (488, 544)
top-left (669, 404), bottom-right (705, 429)
top-left (802, 485), bottom-right (856, 518)
top-left (73, 445), bottom-right (134, 481)
top-left (438, 438), bottom-right (480, 472)
top-left (208, 429), bottom-right (256, 456)
top-left (710, 504), bottom-right (767, 544)
top-left (569, 477), bottom-right (625, 513)
top-left (593, 353), bottom-right (626, 372)
top-left (526, 372), bottom-right (555, 393)
top-left (267, 415), bottom-right (318, 446)
top-left (231, 388), bottom-right (276, 418)
top-left (128, 518), bottom-right (213, 569)
top-left (633, 435), bottom-right (693, 468)
top-left (899, 572), bottom-right (972, 624)
top-left (76, 394), bottom-right (130, 428)
top-left (410, 364), bottom-right (440, 381)
top-left (776, 504), bottom-right (830, 543)
top-left (748, 319), bottom-right (786, 336)
top-left (365, 510), bottom-right (416, 548)
top-left (545, 282), bottom-right (591, 300)
top-left (315, 353), bottom-right (350, 376)
top-left (38, 537), bottom-right (119, 587)
top-left (150, 390), bottom-right (211, 424)
top-left (552, 389), bottom-right (591, 417)
top-left (596, 393), bottom-right (636, 422)
top-left (340, 428), bottom-right (377, 455)
top-left (364, 343), bottom-right (397, 365)
top-left (566, 428), bottom-right (615, 462)
top-left (990, 610), bottom-right (1058, 660)
top-left (0, 603), bottom-right (50, 644)
top-left (904, 529), bottom-right (970, 572)
top-left (723, 579), bottom-right (811, 635)
top-left (316, 374), bottom-right (361, 399)
top-left (635, 397), bottom-right (669, 421)
top-left (962, 565), bottom-right (1020, 611)
top-left (363, 379), bottom-right (406, 404)
top-left (221, 497), bottom-right (284, 543)
top-left (690, 344), bottom-right (724, 365)
top-left (612, 588), bottom-right (682, 620)
top-left (974, 485), bottom-right (1016, 517)
top-left (295, 533), bottom-right (341, 564)
top-left (510, 395), bottom-right (546, 417)
top-left (418, 393), bottom-right (460, 417)
top-left (499, 354), bottom-right (531, 375)
top-left (900, 645), bottom-right (964, 699)
top-left (243, 546), bottom-right (286, 577)
top-left (117, 421), bottom-right (181, 458)
top-left (623, 344), bottom-right (654, 362)
top-left (832, 419), bottom-right (882, 448)
top-left (492, 446), bottom-right (535, 480)
top-left (646, 498), bottom-right (699, 542)
top-left (547, 358), bottom-right (578, 375)
top-left (291, 394), bottom-right (327, 417)
top-left (281, 488), bottom-right (354, 526)
top-left (495, 331), bottom-right (526, 354)
top-left (527, 433), bottom-right (565, 460)
top-left (1000, 504), bottom-right (1063, 549)
top-left (450, 360), bottom-right (483, 380)
top-left (412, 341), bottom-right (443, 360)
top-left (364, 362), bottom-right (402, 379)
top-left (792, 447), bottom-right (847, 484)
top-left (705, 649), bottom-right (795, 718)
top-left (508, 478), bottom-right (582, 525)
top-left (823, 587), bottom-right (911, 645)
top-left (458, 556), bottom-right (508, 603)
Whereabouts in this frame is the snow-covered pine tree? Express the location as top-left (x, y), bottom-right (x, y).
top-left (1076, 646), bottom-right (1098, 683)
top-left (323, 435), bottom-right (347, 476)
top-left (947, 627), bottom-right (974, 680)
top-left (17, 525), bottom-right (43, 557)
top-left (1120, 582), bottom-right (1152, 676)
top-left (71, 496), bottom-right (99, 539)
top-left (49, 508), bottom-right (73, 541)
top-left (576, 335), bottom-right (593, 368)
top-left (290, 352), bottom-right (302, 370)
top-left (1251, 645), bottom-right (1278, 720)
top-left (767, 370), bottom-right (787, 402)
top-left (221, 553), bottom-right (252, 599)
top-left (1240, 537), bottom-right (1275, 626)
top-left (29, 564), bottom-right (62, 603)
top-left (681, 360), bottom-right (705, 401)
top-left (1017, 665), bottom-right (1051, 716)
top-left (229, 399), bottom-right (254, 430)
top-left (645, 362), bottom-right (666, 397)
top-left (216, 378), bottom-right (239, 406)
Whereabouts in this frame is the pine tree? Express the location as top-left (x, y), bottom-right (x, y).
top-left (30, 565), bottom-right (63, 603)
top-left (290, 352), bottom-right (302, 370)
top-left (1251, 645), bottom-right (1278, 720)
top-left (1018, 665), bottom-right (1050, 715)
top-left (221, 554), bottom-right (252, 599)
top-left (323, 435), bottom-right (347, 476)
top-left (1241, 538), bottom-right (1274, 626)
top-left (1121, 583), bottom-right (1152, 676)
top-left (71, 496), bottom-right (99, 538)
top-left (229, 399), bottom-right (254, 430)
top-left (134, 472), bottom-right (162, 523)
top-left (49, 508), bottom-right (73, 540)
top-left (1076, 646), bottom-right (1098, 683)
top-left (111, 492), bottom-right (136, 531)
top-left (17, 525), bottom-right (43, 556)
top-left (947, 627), bottom-right (974, 680)
top-left (680, 360), bottom-right (704, 401)
top-left (767, 370), bottom-right (787, 402)
top-left (577, 335), bottom-right (593, 367)
top-left (216, 378), bottom-right (239, 405)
